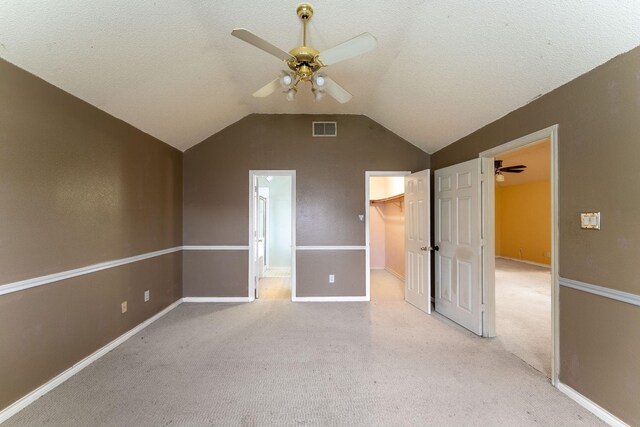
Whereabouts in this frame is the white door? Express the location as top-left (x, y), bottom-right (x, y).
top-left (404, 169), bottom-right (431, 313)
top-left (434, 159), bottom-right (482, 335)
top-left (257, 194), bottom-right (267, 277)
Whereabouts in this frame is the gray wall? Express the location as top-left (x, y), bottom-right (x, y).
top-left (431, 46), bottom-right (640, 425)
top-left (0, 59), bottom-right (183, 411)
top-left (183, 114), bottom-right (430, 297)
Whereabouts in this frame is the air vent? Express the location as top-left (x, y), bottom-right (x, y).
top-left (312, 121), bottom-right (337, 137)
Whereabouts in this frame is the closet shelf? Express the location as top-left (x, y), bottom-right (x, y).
top-left (370, 194), bottom-right (404, 209)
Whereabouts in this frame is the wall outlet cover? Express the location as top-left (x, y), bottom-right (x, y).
top-left (144, 290), bottom-right (150, 302)
top-left (121, 301), bottom-right (128, 313)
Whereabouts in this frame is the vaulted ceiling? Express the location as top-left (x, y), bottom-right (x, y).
top-left (2, 1), bottom-right (640, 153)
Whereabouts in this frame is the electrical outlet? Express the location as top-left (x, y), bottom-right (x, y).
top-left (329, 274), bottom-right (335, 283)
top-left (121, 301), bottom-right (128, 314)
top-left (144, 290), bottom-right (150, 302)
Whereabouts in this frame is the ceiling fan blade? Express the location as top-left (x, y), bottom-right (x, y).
top-left (503, 169), bottom-right (525, 173)
top-left (231, 28), bottom-right (294, 62)
top-left (318, 32), bottom-right (377, 66)
top-left (500, 166), bottom-right (527, 172)
top-left (252, 78), bottom-right (281, 98)
top-left (322, 76), bottom-right (353, 103)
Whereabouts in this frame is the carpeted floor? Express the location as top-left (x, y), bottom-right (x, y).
top-left (495, 258), bottom-right (551, 377)
top-left (5, 270), bottom-right (602, 426)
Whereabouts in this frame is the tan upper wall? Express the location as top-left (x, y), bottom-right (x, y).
top-left (432, 46), bottom-right (640, 295)
top-left (0, 59), bottom-right (183, 285)
top-left (184, 114), bottom-right (429, 246)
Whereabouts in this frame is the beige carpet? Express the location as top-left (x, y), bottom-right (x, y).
top-left (495, 258), bottom-right (551, 377)
top-left (5, 270), bottom-right (602, 426)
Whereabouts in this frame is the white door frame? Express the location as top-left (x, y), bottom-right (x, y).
top-left (248, 170), bottom-right (297, 302)
top-left (365, 171), bottom-right (411, 300)
top-left (479, 124), bottom-right (559, 386)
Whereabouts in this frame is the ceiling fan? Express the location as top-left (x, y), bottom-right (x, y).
top-left (495, 160), bottom-right (526, 182)
top-left (231, 3), bottom-right (377, 103)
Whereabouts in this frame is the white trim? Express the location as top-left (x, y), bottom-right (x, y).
top-left (496, 256), bottom-right (550, 269)
top-left (182, 245), bottom-right (249, 250)
top-left (558, 382), bottom-right (630, 427)
top-left (249, 171), bottom-right (296, 302)
top-left (293, 296), bottom-right (369, 302)
top-left (384, 267), bottom-right (405, 282)
top-left (182, 297), bottom-right (251, 303)
top-left (365, 171), bottom-right (411, 303)
top-left (0, 299), bottom-right (182, 424)
top-left (479, 126), bottom-right (557, 158)
top-left (295, 245), bottom-right (367, 251)
top-left (560, 277), bottom-right (640, 307)
top-left (0, 246), bottom-right (182, 297)
top-left (479, 124), bottom-right (560, 387)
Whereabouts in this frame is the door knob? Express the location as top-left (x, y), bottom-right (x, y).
top-left (428, 245), bottom-right (439, 251)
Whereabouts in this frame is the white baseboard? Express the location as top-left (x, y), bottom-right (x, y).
top-left (558, 382), bottom-right (629, 427)
top-left (0, 299), bottom-right (182, 424)
top-left (182, 297), bottom-right (250, 303)
top-left (384, 267), bottom-right (405, 281)
top-left (293, 296), bottom-right (369, 302)
top-left (496, 256), bottom-right (550, 268)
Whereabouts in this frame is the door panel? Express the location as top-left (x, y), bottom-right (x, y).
top-left (404, 169), bottom-right (431, 314)
top-left (435, 159), bottom-right (482, 335)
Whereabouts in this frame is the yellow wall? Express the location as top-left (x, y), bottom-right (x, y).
top-left (496, 180), bottom-right (551, 265)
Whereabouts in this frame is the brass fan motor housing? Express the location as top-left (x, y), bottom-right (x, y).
top-left (287, 5), bottom-right (323, 82)
top-left (287, 46), bottom-right (322, 81)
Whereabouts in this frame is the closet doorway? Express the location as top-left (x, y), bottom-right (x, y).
top-left (366, 172), bottom-right (410, 302)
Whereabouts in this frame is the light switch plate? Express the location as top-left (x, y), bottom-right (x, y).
top-left (580, 212), bottom-right (600, 230)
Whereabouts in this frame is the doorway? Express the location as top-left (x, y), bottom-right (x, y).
top-left (480, 125), bottom-right (559, 385)
top-left (494, 139), bottom-right (551, 376)
top-left (249, 171), bottom-right (296, 301)
top-left (366, 172), bottom-right (410, 302)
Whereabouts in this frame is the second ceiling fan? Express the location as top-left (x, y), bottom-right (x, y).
top-left (231, 3), bottom-right (377, 103)
top-left (495, 160), bottom-right (527, 182)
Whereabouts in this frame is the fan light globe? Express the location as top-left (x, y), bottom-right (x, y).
top-left (282, 74), bottom-right (293, 86)
top-left (286, 88), bottom-right (297, 101)
top-left (495, 173), bottom-right (505, 182)
top-left (315, 76), bottom-right (325, 87)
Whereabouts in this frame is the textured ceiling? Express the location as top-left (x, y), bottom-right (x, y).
top-left (1, 1), bottom-right (640, 153)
